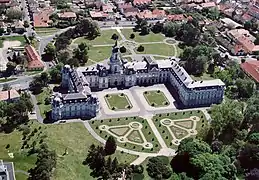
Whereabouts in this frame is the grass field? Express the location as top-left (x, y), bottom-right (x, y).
top-left (15, 172), bottom-right (28, 180)
top-left (190, 72), bottom-right (214, 81)
top-left (88, 46), bottom-right (112, 62)
top-left (90, 117), bottom-right (161, 153)
top-left (0, 36), bottom-right (27, 48)
top-left (0, 77), bottom-right (17, 83)
top-left (143, 90), bottom-right (169, 107)
top-left (105, 93), bottom-right (132, 110)
top-left (74, 30), bottom-right (120, 45)
top-left (0, 120), bottom-right (138, 180)
top-left (35, 88), bottom-right (51, 119)
top-left (135, 43), bottom-right (176, 56)
top-left (121, 29), bottom-right (165, 42)
top-left (153, 110), bottom-right (209, 149)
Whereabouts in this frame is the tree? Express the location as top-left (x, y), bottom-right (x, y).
top-left (244, 21), bottom-right (252, 30)
top-left (254, 34), bottom-right (259, 45)
top-left (235, 78), bottom-right (255, 98)
top-left (2, 83), bottom-right (11, 91)
top-left (49, 63), bottom-right (63, 83)
top-left (238, 143), bottom-right (259, 171)
top-left (120, 46), bottom-right (126, 53)
top-left (104, 136), bottom-right (117, 155)
top-left (147, 156), bottom-right (172, 179)
top-left (243, 95), bottom-right (259, 127)
top-left (137, 45), bottom-right (144, 52)
top-left (78, 42), bottom-right (88, 52)
top-left (24, 20), bottom-right (29, 28)
top-left (44, 43), bottom-right (56, 56)
top-left (111, 33), bottom-right (119, 40)
top-left (130, 33), bottom-right (135, 39)
top-left (246, 168), bottom-right (259, 180)
top-left (6, 7), bottom-right (23, 20)
top-left (247, 133), bottom-right (259, 144)
top-left (140, 25), bottom-right (150, 35)
top-left (210, 100), bottom-right (244, 140)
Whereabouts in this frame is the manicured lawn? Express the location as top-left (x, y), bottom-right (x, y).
top-left (152, 110), bottom-right (209, 149)
top-left (24, 70), bottom-right (42, 76)
top-left (121, 29), bottom-right (165, 42)
top-left (35, 27), bottom-right (58, 31)
top-left (0, 77), bottom-right (17, 83)
top-left (88, 46), bottom-right (112, 62)
top-left (143, 90), bottom-right (169, 107)
top-left (135, 43), bottom-right (176, 56)
top-left (0, 120), bottom-right (138, 180)
top-left (15, 172), bottom-right (28, 180)
top-left (90, 117), bottom-right (161, 153)
top-left (105, 93), bottom-right (132, 110)
top-left (191, 72), bottom-right (214, 81)
top-left (35, 88), bottom-right (52, 119)
top-left (74, 30), bottom-right (120, 45)
top-left (0, 36), bottom-right (27, 48)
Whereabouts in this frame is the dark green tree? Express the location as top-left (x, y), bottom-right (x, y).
top-left (147, 156), bottom-right (172, 179)
top-left (104, 136), bottom-right (117, 155)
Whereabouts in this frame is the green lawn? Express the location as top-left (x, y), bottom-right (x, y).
top-left (0, 77), bottom-right (17, 83)
top-left (0, 36), bottom-right (27, 48)
top-left (105, 93), bottom-right (132, 110)
top-left (143, 90), bottom-right (169, 107)
top-left (88, 46), bottom-right (112, 62)
top-left (135, 43), bottom-right (177, 56)
top-left (121, 29), bottom-right (165, 42)
top-left (35, 88), bottom-right (52, 119)
top-left (191, 72), bottom-right (214, 81)
top-left (74, 30), bottom-right (120, 45)
top-left (0, 120), bottom-right (138, 180)
top-left (15, 172), bottom-right (28, 180)
top-left (35, 27), bottom-right (58, 31)
top-left (24, 70), bottom-right (42, 76)
top-left (153, 110), bottom-right (209, 149)
top-left (90, 117), bottom-right (161, 153)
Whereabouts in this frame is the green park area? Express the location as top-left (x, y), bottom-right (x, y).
top-left (153, 110), bottom-right (208, 149)
top-left (143, 90), bottom-right (170, 107)
top-left (35, 88), bottom-right (52, 119)
top-left (135, 43), bottom-right (177, 56)
top-left (121, 29), bottom-right (165, 42)
top-left (74, 29), bottom-right (120, 45)
top-left (90, 117), bottom-right (161, 153)
top-left (0, 36), bottom-right (27, 48)
top-left (35, 27), bottom-right (59, 36)
top-left (104, 93), bottom-right (132, 111)
top-left (0, 120), bottom-right (137, 180)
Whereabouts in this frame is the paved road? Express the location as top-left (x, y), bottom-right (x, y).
top-left (2, 162), bottom-right (16, 180)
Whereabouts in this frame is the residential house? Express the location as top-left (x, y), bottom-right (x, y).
top-left (137, 9), bottom-right (166, 20)
top-left (89, 11), bottom-right (109, 21)
top-left (247, 5), bottom-right (259, 20)
top-left (0, 89), bottom-right (20, 102)
top-left (33, 7), bottom-right (54, 27)
top-left (167, 14), bottom-right (192, 22)
top-left (240, 60), bottom-right (259, 83)
top-left (12, 20), bottom-right (25, 33)
top-left (133, 0), bottom-right (151, 6)
top-left (122, 7), bottom-right (139, 20)
top-left (58, 12), bottom-right (77, 20)
top-left (25, 45), bottom-right (44, 71)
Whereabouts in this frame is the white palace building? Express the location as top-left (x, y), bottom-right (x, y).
top-left (51, 41), bottom-right (225, 120)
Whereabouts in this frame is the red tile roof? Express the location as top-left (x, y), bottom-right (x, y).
top-left (133, 0), bottom-right (151, 5)
top-left (241, 13), bottom-right (253, 22)
top-left (241, 60), bottom-right (259, 82)
top-left (0, 89), bottom-right (19, 101)
top-left (0, 0), bottom-right (10, 3)
top-left (25, 45), bottom-right (44, 70)
top-left (33, 7), bottom-right (54, 27)
top-left (167, 14), bottom-right (186, 21)
top-left (58, 12), bottom-right (77, 19)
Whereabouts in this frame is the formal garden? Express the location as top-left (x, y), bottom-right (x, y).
top-left (90, 117), bottom-right (161, 153)
top-left (152, 110), bottom-right (208, 148)
top-left (104, 93), bottom-right (132, 111)
top-left (143, 90), bottom-right (170, 107)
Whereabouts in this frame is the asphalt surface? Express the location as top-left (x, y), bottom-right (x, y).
top-left (2, 162), bottom-right (15, 180)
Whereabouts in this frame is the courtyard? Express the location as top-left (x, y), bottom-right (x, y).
top-left (143, 90), bottom-right (170, 107)
top-left (104, 93), bottom-right (132, 111)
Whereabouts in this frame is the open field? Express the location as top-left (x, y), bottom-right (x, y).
top-left (104, 93), bottom-right (132, 110)
top-left (90, 117), bottom-right (161, 153)
top-left (135, 43), bottom-right (177, 56)
top-left (0, 36), bottom-right (27, 48)
top-left (0, 120), bottom-right (138, 180)
top-left (88, 46), bottom-right (112, 62)
top-left (35, 88), bottom-right (51, 119)
top-left (153, 110), bottom-right (209, 149)
top-left (74, 30), bottom-right (120, 45)
top-left (121, 29), bottom-right (165, 42)
top-left (143, 90), bottom-right (169, 107)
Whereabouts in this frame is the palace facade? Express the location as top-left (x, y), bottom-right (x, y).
top-left (51, 41), bottom-right (225, 120)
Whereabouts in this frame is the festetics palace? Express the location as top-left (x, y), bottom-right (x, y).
top-left (51, 41), bottom-right (225, 120)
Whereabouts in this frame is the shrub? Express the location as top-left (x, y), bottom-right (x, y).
top-left (92, 121), bottom-right (94, 124)
top-left (120, 46), bottom-right (126, 53)
top-left (120, 93), bottom-right (124, 96)
top-left (137, 45), bottom-right (144, 52)
top-left (151, 103), bottom-right (155, 106)
top-left (112, 107), bottom-right (116, 110)
top-left (105, 94), bottom-right (109, 98)
top-left (144, 91), bottom-right (147, 94)
top-left (6, 144), bottom-right (10, 149)
top-left (127, 105), bottom-right (131, 109)
top-left (157, 90), bottom-right (160, 93)
top-left (130, 33), bottom-right (135, 39)
top-left (111, 33), bottom-right (119, 40)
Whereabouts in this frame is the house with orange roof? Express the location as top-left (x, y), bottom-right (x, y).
top-left (137, 9), bottom-right (166, 20)
top-left (167, 14), bottom-right (192, 22)
top-left (0, 89), bottom-right (20, 102)
top-left (58, 12), bottom-right (77, 20)
top-left (240, 60), bottom-right (259, 83)
top-left (33, 7), bottom-right (54, 27)
top-left (25, 45), bottom-right (44, 71)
